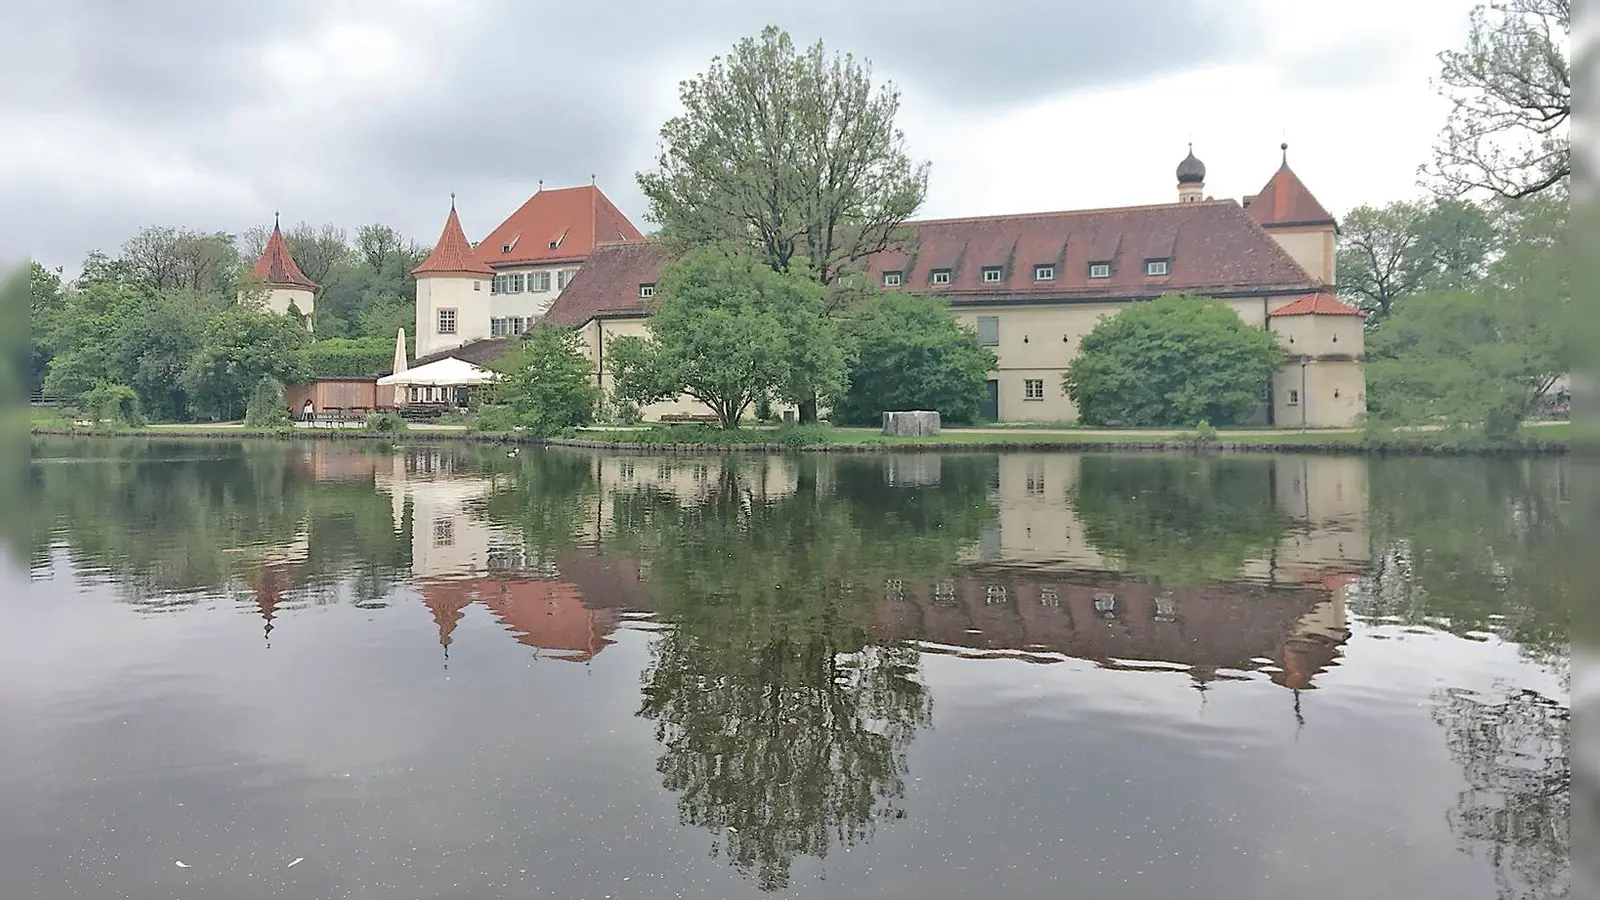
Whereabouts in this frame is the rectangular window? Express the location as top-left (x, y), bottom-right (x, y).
top-left (883, 271), bottom-right (903, 287)
top-left (1287, 389), bottom-right (1300, 406)
top-left (490, 275), bottom-right (501, 294)
top-left (473, 281), bottom-right (481, 291)
top-left (508, 273), bottom-right (525, 292)
top-left (1089, 263), bottom-right (1111, 279)
top-left (510, 316), bottom-right (525, 335)
top-left (981, 267), bottom-right (1002, 283)
top-left (931, 269), bottom-right (951, 285)
top-left (433, 518), bottom-right (454, 547)
top-left (491, 317), bottom-right (507, 338)
top-left (976, 315), bottom-right (999, 346)
top-left (639, 283), bottom-right (655, 298)
top-left (1146, 259), bottom-right (1169, 276)
top-left (531, 271), bottom-right (552, 292)
top-left (1024, 378), bottom-right (1044, 400)
top-left (557, 269), bottom-right (575, 290)
top-left (437, 308), bottom-right (457, 334)
top-left (1034, 264), bottom-right (1054, 281)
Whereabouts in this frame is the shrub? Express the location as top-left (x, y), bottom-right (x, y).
top-left (365, 411), bottom-right (407, 433)
top-left (243, 376), bottom-right (291, 428)
top-left (834, 292), bottom-right (997, 426)
top-left (77, 382), bottom-right (143, 427)
top-left (1065, 294), bottom-right (1285, 427)
top-left (298, 337), bottom-right (395, 377)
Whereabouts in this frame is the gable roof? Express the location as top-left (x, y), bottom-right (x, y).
top-left (1244, 151), bottom-right (1336, 229)
top-left (545, 200), bottom-right (1321, 327)
top-left (474, 185), bottom-right (645, 269)
top-left (409, 336), bottom-right (522, 369)
top-left (252, 220), bottom-right (318, 290)
top-left (414, 204), bottom-right (495, 277)
top-left (861, 200), bottom-right (1318, 302)
top-left (1268, 292), bottom-right (1365, 317)
top-left (542, 240), bottom-right (673, 327)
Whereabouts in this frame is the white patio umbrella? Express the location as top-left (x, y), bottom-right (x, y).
top-left (377, 356), bottom-right (497, 387)
top-left (392, 328), bottom-right (407, 375)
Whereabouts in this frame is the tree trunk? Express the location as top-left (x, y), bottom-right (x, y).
top-left (798, 395), bottom-right (819, 424)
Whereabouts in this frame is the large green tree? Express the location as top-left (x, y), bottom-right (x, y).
top-left (637, 26), bottom-right (927, 421)
top-left (484, 325), bottom-right (602, 436)
top-left (608, 246), bottom-right (844, 428)
top-left (1336, 198), bottom-right (1496, 324)
top-left (117, 225), bottom-right (241, 296)
top-left (1425, 0), bottom-right (1570, 198)
top-left (1366, 190), bottom-right (1570, 439)
top-left (1064, 295), bottom-right (1286, 428)
top-left (182, 305), bottom-right (312, 421)
top-left (833, 291), bottom-right (997, 425)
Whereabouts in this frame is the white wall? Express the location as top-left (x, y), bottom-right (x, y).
top-left (415, 273), bottom-right (491, 358)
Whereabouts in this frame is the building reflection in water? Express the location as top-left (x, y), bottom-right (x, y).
top-left (280, 446), bottom-right (1366, 691)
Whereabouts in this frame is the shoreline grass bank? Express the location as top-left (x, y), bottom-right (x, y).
top-left (27, 418), bottom-right (1579, 457)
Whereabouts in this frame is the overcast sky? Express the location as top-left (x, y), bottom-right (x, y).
top-left (4, 0), bottom-right (1481, 273)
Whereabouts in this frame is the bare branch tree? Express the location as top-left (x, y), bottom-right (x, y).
top-left (1424, 0), bottom-right (1571, 199)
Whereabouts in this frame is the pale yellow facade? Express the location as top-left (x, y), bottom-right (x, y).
top-left (488, 263), bottom-right (583, 334)
top-left (260, 285), bottom-right (315, 328)
top-left (1268, 312), bottom-right (1367, 428)
top-left (1264, 226), bottom-right (1337, 286)
top-left (415, 272), bottom-right (492, 359)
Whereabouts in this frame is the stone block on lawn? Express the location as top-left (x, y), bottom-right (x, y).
top-left (881, 410), bottom-right (941, 437)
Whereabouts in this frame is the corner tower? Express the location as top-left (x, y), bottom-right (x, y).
top-left (413, 196), bottom-right (494, 358)
top-left (1244, 144), bottom-right (1337, 286)
top-left (244, 214), bottom-right (317, 330)
top-left (1267, 292), bottom-right (1367, 428)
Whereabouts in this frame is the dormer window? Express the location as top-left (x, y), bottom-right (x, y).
top-left (1034, 265), bottom-right (1055, 281)
top-left (639, 283), bottom-right (655, 298)
top-left (1145, 259), bottom-right (1169, 276)
top-left (548, 230), bottom-right (567, 250)
top-left (883, 271), bottom-right (903, 287)
top-left (981, 267), bottom-right (1003, 283)
top-left (931, 269), bottom-right (951, 285)
top-left (501, 235), bottom-right (519, 254)
top-left (1089, 263), bottom-right (1111, 279)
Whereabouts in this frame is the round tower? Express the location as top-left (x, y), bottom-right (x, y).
top-left (245, 213), bottom-right (318, 330)
top-left (412, 196), bottom-right (494, 358)
top-left (1176, 145), bottom-right (1206, 203)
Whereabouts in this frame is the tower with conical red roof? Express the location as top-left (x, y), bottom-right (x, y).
top-left (413, 196), bottom-right (495, 358)
top-left (243, 213), bottom-right (318, 330)
top-left (1244, 144), bottom-right (1338, 286)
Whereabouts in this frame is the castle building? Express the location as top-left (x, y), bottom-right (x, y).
top-left (242, 215), bottom-right (317, 330)
top-left (544, 145), bottom-right (1368, 428)
top-left (411, 184), bottom-right (644, 359)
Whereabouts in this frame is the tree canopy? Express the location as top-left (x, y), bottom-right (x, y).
top-left (483, 325), bottom-right (602, 437)
top-left (1336, 197), bottom-right (1496, 324)
top-left (1064, 295), bottom-right (1286, 428)
top-left (1366, 189), bottom-right (1569, 439)
top-left (833, 291), bottom-right (996, 425)
top-left (607, 246), bottom-right (844, 428)
top-left (638, 26), bottom-right (928, 289)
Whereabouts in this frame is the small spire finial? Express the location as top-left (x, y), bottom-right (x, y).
top-left (590, 173), bottom-right (596, 186)
top-left (538, 179), bottom-right (543, 191)
top-left (449, 192), bottom-right (456, 210)
top-left (1281, 141), bottom-right (1290, 168)
top-left (273, 210), bottom-right (280, 230)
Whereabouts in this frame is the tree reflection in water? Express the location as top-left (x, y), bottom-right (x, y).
top-left (611, 457), bottom-right (994, 890)
top-left (1362, 459), bottom-right (1575, 899)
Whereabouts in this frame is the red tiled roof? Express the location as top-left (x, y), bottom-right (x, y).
top-left (860, 200), bottom-right (1317, 302)
top-left (542, 240), bottom-right (672, 327)
top-left (252, 221), bottom-right (318, 290)
top-left (474, 185), bottom-right (645, 268)
top-left (414, 204), bottom-right (494, 277)
top-left (1268, 292), bottom-right (1365, 317)
top-left (545, 200), bottom-right (1319, 327)
top-left (1245, 156), bottom-right (1336, 229)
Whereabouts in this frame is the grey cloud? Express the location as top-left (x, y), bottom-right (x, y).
top-left (3, 0), bottom-right (1260, 270)
top-left (1276, 34), bottom-right (1413, 90)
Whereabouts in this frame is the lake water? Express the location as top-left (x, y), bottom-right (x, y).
top-left (4, 438), bottom-right (1575, 899)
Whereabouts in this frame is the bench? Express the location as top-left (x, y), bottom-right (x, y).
top-left (658, 413), bottom-right (720, 425)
